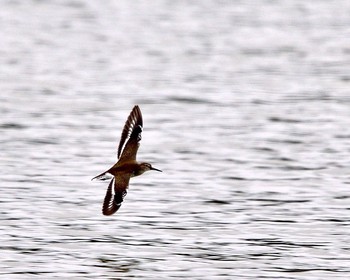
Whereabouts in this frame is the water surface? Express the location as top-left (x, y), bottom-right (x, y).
top-left (1, 1), bottom-right (350, 279)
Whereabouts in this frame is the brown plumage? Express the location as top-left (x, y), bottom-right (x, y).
top-left (92, 105), bottom-right (161, 216)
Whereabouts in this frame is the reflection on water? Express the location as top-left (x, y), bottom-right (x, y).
top-left (1, 0), bottom-right (350, 279)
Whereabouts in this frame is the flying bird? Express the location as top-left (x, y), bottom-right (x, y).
top-left (92, 105), bottom-right (161, 215)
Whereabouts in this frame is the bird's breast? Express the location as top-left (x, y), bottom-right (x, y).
top-left (112, 161), bottom-right (141, 177)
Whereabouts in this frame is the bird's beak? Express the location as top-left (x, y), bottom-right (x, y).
top-left (151, 167), bottom-right (162, 172)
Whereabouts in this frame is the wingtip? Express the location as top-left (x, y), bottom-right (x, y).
top-left (133, 105), bottom-right (141, 113)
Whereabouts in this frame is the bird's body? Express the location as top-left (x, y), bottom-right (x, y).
top-left (92, 105), bottom-right (161, 216)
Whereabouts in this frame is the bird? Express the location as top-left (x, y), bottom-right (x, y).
top-left (92, 105), bottom-right (162, 215)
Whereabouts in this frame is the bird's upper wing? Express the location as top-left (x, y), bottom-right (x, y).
top-left (102, 173), bottom-right (131, 216)
top-left (117, 105), bottom-right (143, 163)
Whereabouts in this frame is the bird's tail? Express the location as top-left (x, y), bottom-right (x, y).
top-left (102, 178), bottom-right (122, 216)
top-left (91, 170), bottom-right (111, 181)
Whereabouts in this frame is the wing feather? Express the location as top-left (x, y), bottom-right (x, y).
top-left (117, 105), bottom-right (143, 162)
top-left (102, 174), bottom-right (131, 216)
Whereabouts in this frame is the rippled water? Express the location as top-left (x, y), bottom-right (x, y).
top-left (1, 1), bottom-right (350, 279)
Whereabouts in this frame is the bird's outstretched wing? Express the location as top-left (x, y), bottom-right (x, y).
top-left (102, 174), bottom-right (131, 216)
top-left (117, 105), bottom-right (143, 163)
top-left (91, 106), bottom-right (142, 181)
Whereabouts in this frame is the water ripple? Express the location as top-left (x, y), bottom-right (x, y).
top-left (1, 0), bottom-right (350, 279)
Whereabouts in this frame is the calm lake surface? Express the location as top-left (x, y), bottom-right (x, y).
top-left (1, 1), bottom-right (350, 279)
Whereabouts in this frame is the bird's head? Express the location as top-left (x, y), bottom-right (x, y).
top-left (139, 162), bottom-right (162, 174)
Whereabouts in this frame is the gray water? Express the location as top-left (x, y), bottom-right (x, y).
top-left (1, 1), bottom-right (350, 279)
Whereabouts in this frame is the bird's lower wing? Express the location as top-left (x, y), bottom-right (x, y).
top-left (102, 175), bottom-right (130, 216)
